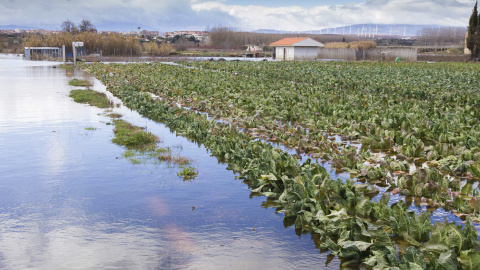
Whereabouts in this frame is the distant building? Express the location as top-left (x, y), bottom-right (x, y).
top-left (141, 30), bottom-right (159, 37)
top-left (162, 31), bottom-right (208, 41)
top-left (245, 45), bottom-right (263, 52)
top-left (270, 37), bottom-right (324, 61)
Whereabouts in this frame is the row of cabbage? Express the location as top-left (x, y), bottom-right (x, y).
top-left (81, 62), bottom-right (480, 269)
top-left (185, 61), bottom-right (480, 211)
top-left (90, 61), bottom-right (480, 213)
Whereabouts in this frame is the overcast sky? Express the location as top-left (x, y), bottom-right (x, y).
top-left (0, 0), bottom-right (475, 32)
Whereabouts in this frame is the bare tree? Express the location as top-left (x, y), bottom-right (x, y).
top-left (206, 26), bottom-right (358, 49)
top-left (79, 19), bottom-right (95, 32)
top-left (61, 19), bottom-right (76, 33)
top-left (415, 27), bottom-right (466, 47)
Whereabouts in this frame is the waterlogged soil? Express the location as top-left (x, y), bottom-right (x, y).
top-left (0, 54), bottom-right (341, 269)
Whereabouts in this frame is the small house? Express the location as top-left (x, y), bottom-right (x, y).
top-left (270, 37), bottom-right (324, 61)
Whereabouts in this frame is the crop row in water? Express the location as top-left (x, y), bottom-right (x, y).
top-left (85, 61), bottom-right (480, 217)
top-left (80, 61), bottom-right (480, 269)
top-left (178, 61), bottom-right (480, 217)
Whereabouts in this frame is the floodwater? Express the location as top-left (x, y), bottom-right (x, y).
top-left (0, 53), bottom-right (340, 269)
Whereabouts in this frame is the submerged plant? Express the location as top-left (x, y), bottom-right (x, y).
top-left (111, 119), bottom-right (158, 149)
top-left (177, 166), bottom-right (198, 179)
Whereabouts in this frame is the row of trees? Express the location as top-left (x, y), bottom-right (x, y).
top-left (207, 26), bottom-right (359, 49)
top-left (61, 19), bottom-right (96, 34)
top-left (24, 32), bottom-right (142, 56)
top-left (415, 27), bottom-right (466, 47)
top-left (24, 19), bottom-right (178, 57)
top-left (467, 1), bottom-right (480, 57)
top-left (144, 42), bottom-right (174, 56)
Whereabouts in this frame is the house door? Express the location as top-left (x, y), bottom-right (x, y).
top-left (283, 48), bottom-right (286, 61)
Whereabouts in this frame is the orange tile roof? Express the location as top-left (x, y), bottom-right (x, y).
top-left (269, 37), bottom-right (308, 46)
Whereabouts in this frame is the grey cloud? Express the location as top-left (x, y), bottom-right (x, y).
top-left (0, 0), bottom-right (475, 31)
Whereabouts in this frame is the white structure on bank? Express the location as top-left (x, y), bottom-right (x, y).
top-left (270, 37), bottom-right (325, 61)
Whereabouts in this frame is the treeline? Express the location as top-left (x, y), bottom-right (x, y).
top-left (0, 33), bottom-right (24, 53)
top-left (324, 41), bottom-right (377, 49)
top-left (467, 1), bottom-right (480, 57)
top-left (23, 32), bottom-right (142, 56)
top-left (207, 26), bottom-right (360, 49)
top-left (144, 42), bottom-right (174, 56)
top-left (415, 27), bottom-right (466, 47)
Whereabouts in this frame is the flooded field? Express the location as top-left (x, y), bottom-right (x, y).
top-left (0, 54), bottom-right (338, 269)
top-left (80, 60), bottom-right (480, 269)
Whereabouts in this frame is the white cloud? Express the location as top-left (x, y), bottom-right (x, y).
top-left (191, 0), bottom-right (474, 31)
top-left (0, 0), bottom-right (475, 31)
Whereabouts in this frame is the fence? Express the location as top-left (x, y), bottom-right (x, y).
top-left (318, 48), bottom-right (417, 62)
top-left (24, 47), bottom-right (63, 61)
top-left (318, 48), bottom-right (357, 61)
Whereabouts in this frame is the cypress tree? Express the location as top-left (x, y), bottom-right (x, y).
top-left (467, 1), bottom-right (478, 56)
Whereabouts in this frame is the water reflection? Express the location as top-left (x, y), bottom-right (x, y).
top-left (0, 216), bottom-right (164, 269)
top-left (0, 54), bottom-right (338, 269)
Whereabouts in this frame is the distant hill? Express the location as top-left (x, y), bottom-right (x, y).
top-left (0, 22), bottom-right (154, 32)
top-left (254, 24), bottom-right (466, 37)
top-left (0, 25), bottom-right (38, 30)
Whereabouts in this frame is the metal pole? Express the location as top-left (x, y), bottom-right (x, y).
top-left (62, 45), bottom-right (66, 64)
top-left (73, 46), bottom-right (77, 66)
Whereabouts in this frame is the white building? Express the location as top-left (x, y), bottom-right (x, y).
top-left (270, 37), bottom-right (325, 61)
top-left (245, 45), bottom-right (263, 52)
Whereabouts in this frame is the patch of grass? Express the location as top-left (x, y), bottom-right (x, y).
top-left (122, 150), bottom-right (137, 158)
top-left (112, 119), bottom-right (159, 149)
top-left (70, 89), bottom-right (113, 108)
top-left (173, 156), bottom-right (190, 165)
top-left (156, 147), bottom-right (169, 153)
top-left (177, 166), bottom-right (198, 180)
top-left (69, 79), bottom-right (92, 87)
top-left (59, 64), bottom-right (75, 71)
top-left (129, 158), bottom-right (141, 164)
top-left (157, 150), bottom-right (190, 165)
top-left (157, 154), bottom-right (172, 162)
top-left (148, 147), bottom-right (168, 158)
top-left (107, 113), bottom-right (122, 118)
top-left (84, 127), bottom-right (97, 130)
